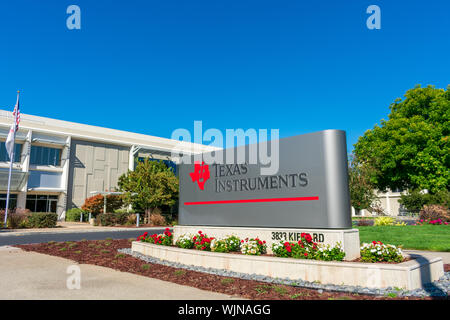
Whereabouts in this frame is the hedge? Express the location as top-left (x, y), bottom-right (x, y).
top-left (65, 208), bottom-right (86, 222)
top-left (27, 212), bottom-right (58, 228)
top-left (95, 212), bottom-right (131, 226)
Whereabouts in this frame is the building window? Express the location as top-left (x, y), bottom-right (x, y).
top-left (30, 146), bottom-right (62, 166)
top-left (0, 142), bottom-right (21, 163)
top-left (0, 194), bottom-right (18, 210)
top-left (26, 195), bottom-right (58, 213)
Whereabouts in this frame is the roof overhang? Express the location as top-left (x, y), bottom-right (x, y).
top-left (0, 170), bottom-right (29, 192)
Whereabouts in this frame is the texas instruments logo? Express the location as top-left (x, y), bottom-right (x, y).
top-left (189, 161), bottom-right (210, 190)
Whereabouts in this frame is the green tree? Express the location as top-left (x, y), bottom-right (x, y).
top-left (348, 155), bottom-right (378, 212)
top-left (353, 85), bottom-right (450, 194)
top-left (117, 159), bottom-right (179, 223)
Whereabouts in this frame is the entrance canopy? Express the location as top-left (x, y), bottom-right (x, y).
top-left (0, 169), bottom-right (29, 191)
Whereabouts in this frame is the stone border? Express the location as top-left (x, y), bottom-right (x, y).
top-left (131, 241), bottom-right (444, 291)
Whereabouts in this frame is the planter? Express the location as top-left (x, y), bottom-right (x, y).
top-left (174, 225), bottom-right (361, 260)
top-left (131, 241), bottom-right (444, 290)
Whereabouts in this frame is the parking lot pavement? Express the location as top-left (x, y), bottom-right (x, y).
top-left (0, 246), bottom-right (241, 300)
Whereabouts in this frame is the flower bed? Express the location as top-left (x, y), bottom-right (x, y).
top-left (360, 241), bottom-right (404, 263)
top-left (131, 239), bottom-right (444, 290)
top-left (415, 219), bottom-right (449, 226)
top-left (136, 230), bottom-right (404, 263)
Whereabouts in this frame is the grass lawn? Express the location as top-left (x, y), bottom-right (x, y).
top-left (357, 225), bottom-right (450, 252)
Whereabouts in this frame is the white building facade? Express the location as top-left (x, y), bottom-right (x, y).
top-left (351, 189), bottom-right (408, 217)
top-left (0, 110), bottom-right (212, 220)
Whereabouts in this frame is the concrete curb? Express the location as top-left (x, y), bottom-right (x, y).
top-left (0, 226), bottom-right (170, 237)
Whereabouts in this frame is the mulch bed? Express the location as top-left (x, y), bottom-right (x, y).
top-left (15, 239), bottom-right (446, 300)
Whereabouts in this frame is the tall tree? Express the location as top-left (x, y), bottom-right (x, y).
top-left (353, 85), bottom-right (450, 193)
top-left (348, 155), bottom-right (378, 213)
top-left (118, 159), bottom-right (179, 223)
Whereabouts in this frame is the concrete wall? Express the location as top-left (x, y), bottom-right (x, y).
top-left (67, 140), bottom-right (129, 209)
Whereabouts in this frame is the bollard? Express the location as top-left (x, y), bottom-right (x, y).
top-left (89, 212), bottom-right (92, 221)
top-left (80, 213), bottom-right (83, 222)
top-left (136, 213), bottom-right (140, 227)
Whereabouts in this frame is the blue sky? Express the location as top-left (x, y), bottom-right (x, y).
top-left (0, 0), bottom-right (448, 152)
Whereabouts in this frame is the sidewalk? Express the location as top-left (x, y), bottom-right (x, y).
top-left (404, 250), bottom-right (450, 264)
top-left (0, 221), bottom-right (167, 236)
top-left (0, 246), bottom-right (241, 300)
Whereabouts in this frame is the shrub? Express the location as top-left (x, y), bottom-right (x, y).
top-left (95, 212), bottom-right (130, 226)
top-left (0, 208), bottom-right (31, 229)
top-left (27, 212), bottom-right (58, 228)
top-left (138, 228), bottom-right (173, 246)
top-left (416, 218), bottom-right (449, 226)
top-left (65, 208), bottom-right (85, 222)
top-left (210, 238), bottom-right (230, 253)
top-left (240, 238), bottom-right (267, 255)
top-left (357, 219), bottom-right (372, 227)
top-left (175, 234), bottom-right (195, 249)
top-left (314, 243), bottom-right (346, 261)
top-left (374, 216), bottom-right (395, 226)
top-left (399, 190), bottom-right (431, 213)
top-left (272, 233), bottom-right (345, 261)
top-left (124, 214), bottom-right (137, 226)
top-left (81, 194), bottom-right (123, 215)
top-left (149, 213), bottom-right (166, 226)
top-left (360, 241), bottom-right (403, 263)
top-left (400, 189), bottom-right (450, 214)
top-left (193, 231), bottom-right (213, 251)
top-left (225, 235), bottom-right (241, 252)
top-left (419, 205), bottom-right (450, 223)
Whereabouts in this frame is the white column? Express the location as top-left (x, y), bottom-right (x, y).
top-left (386, 192), bottom-right (391, 216)
top-left (129, 145), bottom-right (140, 171)
top-left (17, 130), bottom-right (32, 209)
top-left (58, 136), bottom-right (72, 220)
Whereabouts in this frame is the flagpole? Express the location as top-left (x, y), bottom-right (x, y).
top-left (3, 91), bottom-right (19, 229)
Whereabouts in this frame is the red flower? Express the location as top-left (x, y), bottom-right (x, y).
top-left (304, 234), bottom-right (312, 243)
top-left (286, 246), bottom-right (292, 253)
top-left (304, 253), bottom-right (308, 257)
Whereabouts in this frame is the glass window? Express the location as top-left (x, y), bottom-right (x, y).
top-left (25, 194), bottom-right (58, 213)
top-left (0, 143), bottom-right (21, 162)
top-left (0, 194), bottom-right (18, 210)
top-left (30, 146), bottom-right (61, 166)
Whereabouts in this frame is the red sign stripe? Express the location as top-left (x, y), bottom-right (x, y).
top-left (184, 196), bottom-right (319, 206)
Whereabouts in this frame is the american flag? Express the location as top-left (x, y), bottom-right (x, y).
top-left (5, 92), bottom-right (20, 161)
top-left (12, 92), bottom-right (20, 131)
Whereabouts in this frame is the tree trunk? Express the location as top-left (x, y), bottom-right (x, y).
top-left (144, 208), bottom-right (152, 224)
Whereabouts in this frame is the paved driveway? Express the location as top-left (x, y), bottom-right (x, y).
top-left (0, 246), bottom-right (241, 300)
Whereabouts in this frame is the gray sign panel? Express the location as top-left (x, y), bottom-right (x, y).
top-left (178, 130), bottom-right (352, 229)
